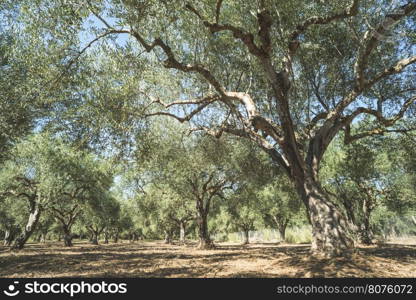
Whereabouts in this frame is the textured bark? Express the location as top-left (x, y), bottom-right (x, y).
top-left (297, 177), bottom-right (354, 257)
top-left (11, 204), bottom-right (41, 250)
top-left (359, 198), bottom-right (374, 245)
top-left (196, 213), bottom-right (214, 249)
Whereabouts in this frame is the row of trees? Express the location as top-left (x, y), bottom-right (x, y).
top-left (0, 123), bottom-right (415, 251)
top-left (0, 134), bottom-right (122, 249)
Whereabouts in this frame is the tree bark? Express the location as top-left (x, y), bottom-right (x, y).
top-left (11, 204), bottom-right (41, 250)
top-left (91, 232), bottom-right (99, 245)
top-left (164, 230), bottom-right (173, 244)
top-left (296, 177), bottom-right (354, 257)
top-left (196, 213), bottom-right (214, 249)
top-left (273, 215), bottom-right (288, 242)
top-left (3, 230), bottom-right (11, 246)
top-left (359, 198), bottom-right (374, 245)
top-left (3, 229), bottom-right (16, 247)
top-left (62, 226), bottom-right (73, 247)
top-left (179, 221), bottom-right (186, 244)
top-left (278, 222), bottom-right (287, 242)
top-left (242, 229), bottom-right (249, 245)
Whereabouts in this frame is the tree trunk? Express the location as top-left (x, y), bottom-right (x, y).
top-left (278, 223), bottom-right (287, 242)
top-left (296, 177), bottom-right (354, 257)
top-left (196, 213), bottom-right (214, 249)
top-left (360, 199), bottom-right (374, 245)
top-left (63, 233), bottom-right (73, 247)
top-left (62, 225), bottom-right (73, 247)
top-left (164, 230), bottom-right (173, 244)
top-left (104, 230), bottom-right (109, 244)
top-left (242, 229), bottom-right (249, 245)
top-left (40, 233), bottom-right (46, 243)
top-left (91, 232), bottom-right (99, 245)
top-left (273, 215), bottom-right (288, 242)
top-left (179, 221), bottom-right (186, 244)
top-left (113, 231), bottom-right (119, 243)
top-left (11, 204), bottom-right (41, 250)
top-left (3, 229), bottom-right (15, 247)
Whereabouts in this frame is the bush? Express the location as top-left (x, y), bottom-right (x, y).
top-left (285, 226), bottom-right (312, 244)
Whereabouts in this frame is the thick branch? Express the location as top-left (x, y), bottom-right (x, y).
top-left (129, 30), bottom-right (226, 96)
top-left (365, 56), bottom-right (416, 88)
top-left (144, 95), bottom-right (217, 123)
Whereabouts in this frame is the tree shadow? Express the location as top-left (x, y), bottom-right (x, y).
top-left (0, 241), bottom-right (415, 277)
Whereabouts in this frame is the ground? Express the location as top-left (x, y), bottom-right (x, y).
top-left (0, 240), bottom-right (415, 278)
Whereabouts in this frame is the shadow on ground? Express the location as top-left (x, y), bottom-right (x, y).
top-left (0, 241), bottom-right (415, 278)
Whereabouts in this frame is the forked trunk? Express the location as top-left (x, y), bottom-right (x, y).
top-left (273, 215), bottom-right (288, 242)
top-left (11, 205), bottom-right (41, 250)
top-left (297, 177), bottom-right (354, 257)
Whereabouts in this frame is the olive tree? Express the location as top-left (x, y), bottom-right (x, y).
top-left (5, 0), bottom-right (416, 256)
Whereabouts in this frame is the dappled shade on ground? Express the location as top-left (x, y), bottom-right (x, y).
top-left (0, 241), bottom-right (415, 278)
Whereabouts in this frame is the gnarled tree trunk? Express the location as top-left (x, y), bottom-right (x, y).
top-left (11, 203), bottom-right (41, 250)
top-left (196, 213), bottom-right (214, 249)
top-left (296, 177), bottom-right (354, 257)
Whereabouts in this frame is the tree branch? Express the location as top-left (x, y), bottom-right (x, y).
top-left (289, 0), bottom-right (360, 57)
top-left (354, 2), bottom-right (416, 88)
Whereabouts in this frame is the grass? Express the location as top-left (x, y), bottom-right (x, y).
top-left (0, 239), bottom-right (415, 278)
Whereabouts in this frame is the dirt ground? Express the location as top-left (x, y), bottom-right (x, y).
top-left (0, 240), bottom-right (415, 278)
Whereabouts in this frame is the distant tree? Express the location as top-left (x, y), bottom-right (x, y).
top-left (257, 176), bottom-right (303, 242)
